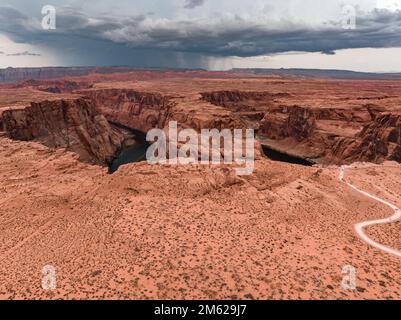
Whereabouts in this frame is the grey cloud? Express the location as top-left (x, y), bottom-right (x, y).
top-left (0, 5), bottom-right (25, 20)
top-left (6, 51), bottom-right (41, 56)
top-left (1, 6), bottom-right (401, 66)
top-left (184, 0), bottom-right (205, 9)
top-left (100, 9), bottom-right (401, 57)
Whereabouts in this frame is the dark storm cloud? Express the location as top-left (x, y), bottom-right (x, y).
top-left (0, 6), bottom-right (29, 32)
top-left (1, 5), bottom-right (401, 63)
top-left (101, 9), bottom-right (401, 57)
top-left (184, 0), bottom-right (205, 9)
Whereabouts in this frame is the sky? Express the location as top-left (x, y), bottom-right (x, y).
top-left (1, 0), bottom-right (401, 71)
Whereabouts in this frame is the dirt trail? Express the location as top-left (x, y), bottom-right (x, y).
top-left (340, 165), bottom-right (401, 258)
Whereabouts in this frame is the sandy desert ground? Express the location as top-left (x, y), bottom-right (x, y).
top-left (0, 70), bottom-right (401, 299)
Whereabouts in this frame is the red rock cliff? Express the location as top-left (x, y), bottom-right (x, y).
top-left (1, 98), bottom-right (123, 164)
top-left (260, 106), bottom-right (316, 141)
top-left (83, 89), bottom-right (173, 133)
top-left (332, 113), bottom-right (401, 163)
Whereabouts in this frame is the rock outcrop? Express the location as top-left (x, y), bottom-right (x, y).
top-left (331, 113), bottom-right (401, 163)
top-left (200, 90), bottom-right (395, 165)
top-left (83, 89), bottom-right (173, 133)
top-left (258, 104), bottom-right (401, 164)
top-left (260, 106), bottom-right (316, 141)
top-left (1, 98), bottom-right (123, 164)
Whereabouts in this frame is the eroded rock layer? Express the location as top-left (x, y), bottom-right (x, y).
top-left (332, 114), bottom-right (401, 163)
top-left (1, 77), bottom-right (401, 166)
top-left (201, 90), bottom-right (400, 165)
top-left (1, 98), bottom-right (123, 164)
top-left (83, 89), bottom-right (173, 133)
top-left (260, 106), bottom-right (316, 141)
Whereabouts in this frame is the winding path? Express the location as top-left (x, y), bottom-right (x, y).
top-left (340, 165), bottom-right (401, 258)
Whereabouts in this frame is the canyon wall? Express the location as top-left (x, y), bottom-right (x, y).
top-left (83, 89), bottom-right (173, 133)
top-left (1, 98), bottom-right (123, 164)
top-left (260, 106), bottom-right (316, 141)
top-left (1, 85), bottom-right (399, 167)
top-left (201, 90), bottom-right (400, 165)
top-left (259, 105), bottom-right (401, 164)
top-left (331, 114), bottom-right (401, 163)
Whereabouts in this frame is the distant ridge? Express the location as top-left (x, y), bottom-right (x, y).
top-left (0, 66), bottom-right (143, 83)
top-left (231, 68), bottom-right (401, 80)
top-left (2, 66), bottom-right (401, 83)
top-left (0, 66), bottom-right (209, 83)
